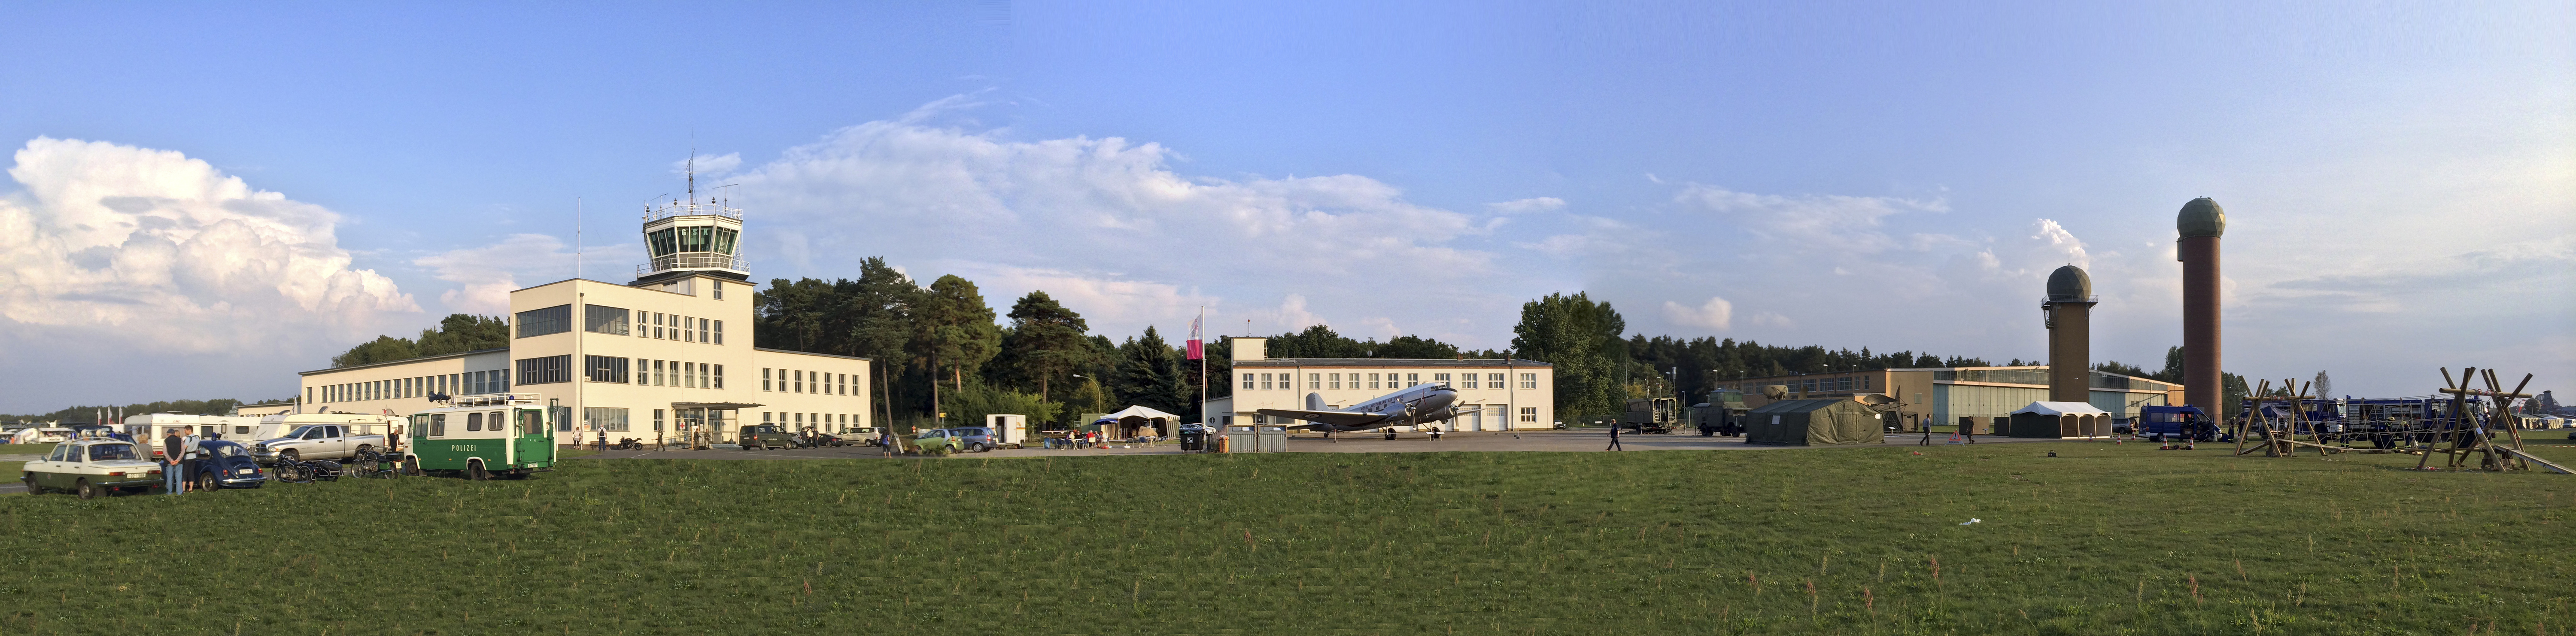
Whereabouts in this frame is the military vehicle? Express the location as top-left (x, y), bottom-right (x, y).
top-left (1621, 397), bottom-right (1681, 434)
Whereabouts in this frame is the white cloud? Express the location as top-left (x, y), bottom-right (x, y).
top-left (959, 263), bottom-right (1219, 334)
top-left (671, 152), bottom-right (742, 176)
top-left (412, 234), bottom-right (581, 315)
top-left (1662, 296), bottom-right (1734, 330)
top-left (1485, 197), bottom-right (1566, 214)
top-left (725, 98), bottom-right (1510, 338)
top-left (0, 137), bottom-right (417, 354)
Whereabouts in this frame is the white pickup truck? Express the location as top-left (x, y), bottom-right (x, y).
top-left (252, 422), bottom-right (392, 464)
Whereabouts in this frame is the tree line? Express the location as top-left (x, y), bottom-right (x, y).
top-left (289, 257), bottom-right (2300, 431)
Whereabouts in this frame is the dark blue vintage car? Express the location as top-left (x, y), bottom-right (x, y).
top-left (188, 440), bottom-right (266, 490)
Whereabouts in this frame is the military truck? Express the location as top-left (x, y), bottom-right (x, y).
top-left (1621, 397), bottom-right (1681, 434)
top-left (1692, 390), bottom-right (1751, 436)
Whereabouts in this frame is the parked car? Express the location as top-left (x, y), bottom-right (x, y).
top-left (737, 424), bottom-right (799, 450)
top-left (947, 426), bottom-right (999, 452)
top-left (253, 423), bottom-right (391, 464)
top-left (912, 429), bottom-right (965, 455)
top-left (21, 440), bottom-right (162, 498)
top-left (186, 440), bottom-right (266, 490)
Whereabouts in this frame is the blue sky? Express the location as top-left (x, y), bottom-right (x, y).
top-left (1, 1), bottom-right (2568, 411)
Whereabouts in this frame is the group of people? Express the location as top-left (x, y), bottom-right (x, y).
top-left (1043, 430), bottom-right (1106, 449)
top-left (158, 427), bottom-right (210, 495)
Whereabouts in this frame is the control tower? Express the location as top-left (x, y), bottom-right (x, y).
top-left (632, 181), bottom-right (747, 287)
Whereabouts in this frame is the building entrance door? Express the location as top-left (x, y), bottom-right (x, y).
top-left (1463, 405), bottom-right (1484, 432)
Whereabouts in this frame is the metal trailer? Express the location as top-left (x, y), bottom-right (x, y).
top-left (403, 394), bottom-right (556, 480)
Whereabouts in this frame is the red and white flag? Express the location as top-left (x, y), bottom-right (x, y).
top-left (1186, 313), bottom-right (1204, 360)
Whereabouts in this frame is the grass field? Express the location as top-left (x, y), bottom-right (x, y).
top-left (3, 441), bottom-right (2573, 635)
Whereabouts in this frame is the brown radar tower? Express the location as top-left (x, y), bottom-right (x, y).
top-left (2177, 198), bottom-right (2225, 412)
top-left (2043, 265), bottom-right (2096, 404)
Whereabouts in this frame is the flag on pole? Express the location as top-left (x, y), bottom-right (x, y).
top-left (1186, 312), bottom-right (1204, 360)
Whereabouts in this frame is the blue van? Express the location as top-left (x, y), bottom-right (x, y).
top-left (2137, 406), bottom-right (2213, 441)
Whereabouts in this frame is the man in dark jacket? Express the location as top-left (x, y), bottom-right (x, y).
top-left (161, 428), bottom-right (187, 495)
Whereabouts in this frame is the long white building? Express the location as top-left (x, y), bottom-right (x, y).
top-left (295, 195), bottom-right (872, 446)
top-left (1206, 337), bottom-right (1555, 431)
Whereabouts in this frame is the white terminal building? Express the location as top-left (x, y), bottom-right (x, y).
top-left (1205, 337), bottom-right (1555, 431)
top-left (293, 193), bottom-right (873, 446)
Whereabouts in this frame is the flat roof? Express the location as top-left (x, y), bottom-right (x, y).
top-left (1235, 358), bottom-right (1552, 368)
top-left (298, 347), bottom-right (509, 376)
top-left (754, 347), bottom-right (875, 362)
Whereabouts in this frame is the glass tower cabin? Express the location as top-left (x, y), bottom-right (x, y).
top-left (634, 195), bottom-right (747, 286)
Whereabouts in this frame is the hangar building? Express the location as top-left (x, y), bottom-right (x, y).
top-left (292, 195), bottom-right (873, 446)
top-left (1717, 365), bottom-right (2181, 432)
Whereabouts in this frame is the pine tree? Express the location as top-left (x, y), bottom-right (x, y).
top-left (993, 291), bottom-right (1093, 400)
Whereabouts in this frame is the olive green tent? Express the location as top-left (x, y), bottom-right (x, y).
top-left (1745, 398), bottom-right (1885, 446)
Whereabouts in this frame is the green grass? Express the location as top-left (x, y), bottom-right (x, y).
top-left (2, 443), bottom-right (2573, 634)
top-left (0, 442), bottom-right (58, 455)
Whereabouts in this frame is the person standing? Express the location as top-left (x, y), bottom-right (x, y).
top-left (1428, 426), bottom-right (1443, 441)
top-left (1606, 423), bottom-right (1624, 451)
top-left (161, 427), bottom-right (186, 496)
top-left (179, 427), bottom-right (204, 493)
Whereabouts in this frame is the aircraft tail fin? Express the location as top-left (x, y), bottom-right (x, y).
top-left (1306, 393), bottom-right (1328, 411)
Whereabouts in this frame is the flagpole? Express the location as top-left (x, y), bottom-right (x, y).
top-left (1194, 306), bottom-right (1207, 430)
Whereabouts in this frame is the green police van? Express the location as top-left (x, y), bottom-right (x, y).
top-left (405, 394), bottom-right (556, 480)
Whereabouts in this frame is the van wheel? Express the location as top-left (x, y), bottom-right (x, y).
top-left (75, 479), bottom-right (100, 500)
top-left (466, 460), bottom-right (489, 481)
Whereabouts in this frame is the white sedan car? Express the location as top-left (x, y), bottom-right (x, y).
top-left (22, 440), bottom-right (164, 499)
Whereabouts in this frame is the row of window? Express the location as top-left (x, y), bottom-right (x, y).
top-left (573, 407), bottom-right (674, 432)
top-left (1724, 376), bottom-right (1871, 394)
top-left (762, 411), bottom-right (865, 431)
top-left (567, 355), bottom-right (726, 389)
top-left (417, 411), bottom-right (542, 437)
top-left (1247, 405), bottom-right (1542, 424)
top-left (313, 370), bottom-right (508, 403)
top-left (1240, 372), bottom-right (1538, 391)
top-left (516, 303), bottom-right (727, 345)
top-left (764, 368), bottom-right (855, 396)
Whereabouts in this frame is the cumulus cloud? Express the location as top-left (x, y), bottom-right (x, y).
top-left (412, 234), bottom-right (582, 314)
top-left (0, 137), bottom-right (416, 353)
top-left (723, 98), bottom-right (1507, 338)
top-left (1486, 197), bottom-right (1566, 214)
top-left (1662, 296), bottom-right (1735, 330)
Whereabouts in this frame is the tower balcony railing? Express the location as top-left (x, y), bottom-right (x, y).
top-left (638, 253), bottom-right (747, 276)
top-left (2041, 294), bottom-right (2099, 304)
top-left (646, 199), bottom-right (743, 223)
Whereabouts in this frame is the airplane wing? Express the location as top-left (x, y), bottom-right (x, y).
top-left (1253, 409), bottom-right (1386, 429)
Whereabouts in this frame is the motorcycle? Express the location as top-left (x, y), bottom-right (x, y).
top-left (612, 438), bottom-right (644, 450)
